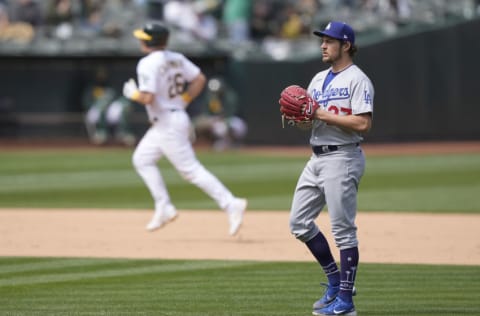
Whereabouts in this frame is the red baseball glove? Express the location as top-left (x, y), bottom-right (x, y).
top-left (279, 85), bottom-right (319, 127)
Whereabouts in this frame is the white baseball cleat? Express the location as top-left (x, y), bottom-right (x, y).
top-left (226, 198), bottom-right (247, 236)
top-left (146, 209), bottom-right (178, 232)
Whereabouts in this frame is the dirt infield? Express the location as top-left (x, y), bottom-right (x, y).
top-left (1, 208), bottom-right (479, 265)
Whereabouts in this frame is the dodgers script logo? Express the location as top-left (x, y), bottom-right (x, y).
top-left (323, 86), bottom-right (350, 100)
top-left (312, 86), bottom-right (350, 107)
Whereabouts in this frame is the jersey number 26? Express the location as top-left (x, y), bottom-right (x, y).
top-left (168, 73), bottom-right (186, 99)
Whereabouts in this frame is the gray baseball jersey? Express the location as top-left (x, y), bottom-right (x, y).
top-left (308, 64), bottom-right (373, 146)
top-left (289, 64), bottom-right (374, 249)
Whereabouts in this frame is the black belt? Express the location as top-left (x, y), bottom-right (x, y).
top-left (312, 143), bottom-right (359, 155)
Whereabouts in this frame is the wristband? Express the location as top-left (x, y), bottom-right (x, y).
top-left (181, 92), bottom-right (192, 104)
top-left (131, 90), bottom-right (141, 102)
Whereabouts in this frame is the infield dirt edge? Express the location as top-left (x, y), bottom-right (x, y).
top-left (1, 208), bottom-right (479, 266)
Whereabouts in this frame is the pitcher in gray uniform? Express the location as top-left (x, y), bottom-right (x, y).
top-left (288, 21), bottom-right (374, 316)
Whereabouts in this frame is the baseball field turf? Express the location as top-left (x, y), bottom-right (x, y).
top-left (0, 146), bottom-right (479, 315)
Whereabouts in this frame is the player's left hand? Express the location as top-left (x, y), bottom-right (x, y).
top-left (279, 85), bottom-right (319, 125)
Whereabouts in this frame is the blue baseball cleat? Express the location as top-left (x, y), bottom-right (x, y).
top-left (313, 283), bottom-right (356, 310)
top-left (312, 297), bottom-right (356, 316)
top-left (312, 283), bottom-right (339, 309)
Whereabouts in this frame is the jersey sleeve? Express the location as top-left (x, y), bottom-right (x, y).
top-left (350, 77), bottom-right (374, 115)
top-left (136, 58), bottom-right (157, 94)
top-left (180, 54), bottom-right (201, 82)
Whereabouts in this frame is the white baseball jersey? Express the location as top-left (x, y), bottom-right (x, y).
top-left (136, 50), bottom-right (200, 120)
top-left (307, 64), bottom-right (374, 146)
top-left (132, 49), bottom-right (238, 225)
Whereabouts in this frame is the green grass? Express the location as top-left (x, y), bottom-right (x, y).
top-left (360, 154), bottom-right (480, 212)
top-left (1, 148), bottom-right (479, 315)
top-left (0, 257), bottom-right (478, 315)
top-left (0, 148), bottom-right (479, 212)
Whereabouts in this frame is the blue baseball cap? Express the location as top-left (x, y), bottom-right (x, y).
top-left (313, 21), bottom-right (355, 44)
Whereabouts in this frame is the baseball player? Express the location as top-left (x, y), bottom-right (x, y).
top-left (122, 22), bottom-right (247, 236)
top-left (284, 21), bottom-right (374, 315)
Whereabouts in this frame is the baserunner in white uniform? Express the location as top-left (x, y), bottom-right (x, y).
top-left (288, 21), bottom-right (374, 316)
top-left (122, 22), bottom-right (247, 236)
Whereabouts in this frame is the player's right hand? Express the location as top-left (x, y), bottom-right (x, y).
top-left (123, 78), bottom-right (139, 100)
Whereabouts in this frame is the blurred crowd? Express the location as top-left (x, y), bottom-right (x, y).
top-left (0, 0), bottom-right (479, 46)
top-left (0, 0), bottom-right (479, 148)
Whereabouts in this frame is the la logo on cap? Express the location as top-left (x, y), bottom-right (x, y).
top-left (326, 23), bottom-right (331, 30)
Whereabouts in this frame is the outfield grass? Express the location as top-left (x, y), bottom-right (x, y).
top-left (0, 257), bottom-right (478, 315)
top-left (0, 148), bottom-right (479, 213)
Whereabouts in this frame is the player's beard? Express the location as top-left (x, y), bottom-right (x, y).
top-left (322, 49), bottom-right (342, 64)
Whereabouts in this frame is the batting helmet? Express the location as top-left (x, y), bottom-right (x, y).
top-left (133, 22), bottom-right (169, 47)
